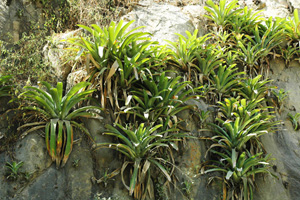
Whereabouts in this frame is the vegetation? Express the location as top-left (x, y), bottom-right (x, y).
top-left (93, 123), bottom-right (183, 199)
top-left (205, 149), bottom-right (272, 200)
top-left (5, 161), bottom-right (24, 180)
top-left (18, 81), bottom-right (101, 167)
top-left (271, 88), bottom-right (289, 113)
top-left (68, 20), bottom-right (159, 116)
top-left (2, 0), bottom-right (300, 199)
top-left (0, 75), bottom-right (13, 97)
top-left (287, 113), bottom-right (300, 131)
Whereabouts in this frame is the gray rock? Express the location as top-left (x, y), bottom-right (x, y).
top-left (14, 166), bottom-right (68, 200)
top-left (122, 2), bottom-right (195, 44)
top-left (15, 132), bottom-right (52, 175)
top-left (85, 118), bottom-right (120, 169)
top-left (0, 1), bottom-right (42, 42)
top-left (66, 69), bottom-right (87, 93)
top-left (0, 152), bottom-right (11, 200)
top-left (181, 5), bottom-right (209, 36)
top-left (43, 30), bottom-right (80, 82)
top-left (253, 59), bottom-right (300, 200)
top-left (289, 0), bottom-right (300, 10)
top-left (14, 137), bottom-right (94, 200)
top-left (63, 139), bottom-right (94, 200)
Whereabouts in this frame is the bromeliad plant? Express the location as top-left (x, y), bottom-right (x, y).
top-left (287, 113), bottom-right (300, 131)
top-left (93, 123), bottom-right (184, 200)
top-left (204, 0), bottom-right (242, 30)
top-left (209, 64), bottom-right (245, 101)
top-left (280, 45), bottom-right (298, 67)
top-left (230, 7), bottom-right (263, 35)
top-left (217, 98), bottom-right (267, 120)
top-left (208, 116), bottom-right (273, 152)
top-left (166, 30), bottom-right (209, 81)
top-left (235, 41), bottom-right (269, 75)
top-left (6, 161), bottom-right (24, 180)
top-left (18, 81), bottom-right (101, 167)
top-left (237, 75), bottom-right (273, 101)
top-left (271, 88), bottom-right (288, 113)
top-left (286, 9), bottom-right (300, 43)
top-left (0, 75), bottom-right (13, 97)
top-left (217, 98), bottom-right (277, 135)
top-left (195, 45), bottom-right (225, 83)
top-left (205, 148), bottom-right (272, 200)
top-left (122, 72), bottom-right (202, 128)
top-left (68, 20), bottom-right (158, 111)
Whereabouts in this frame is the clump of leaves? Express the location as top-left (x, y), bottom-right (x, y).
top-left (271, 88), bottom-right (288, 113)
top-left (6, 161), bottom-right (24, 180)
top-left (195, 45), bottom-right (225, 83)
top-left (182, 180), bottom-right (193, 197)
top-left (204, 0), bottom-right (242, 30)
top-left (237, 75), bottom-right (273, 101)
top-left (195, 110), bottom-right (211, 128)
top-left (68, 20), bottom-right (158, 114)
top-left (166, 30), bottom-right (209, 81)
top-left (286, 9), bottom-right (300, 43)
top-left (18, 81), bottom-right (101, 167)
top-left (93, 123), bottom-right (184, 200)
top-left (229, 7), bottom-right (263, 35)
top-left (217, 98), bottom-right (271, 122)
top-left (205, 149), bottom-right (272, 200)
top-left (287, 113), bottom-right (300, 131)
top-left (279, 45), bottom-right (298, 67)
top-left (211, 97), bottom-right (278, 155)
top-left (235, 40), bottom-right (269, 74)
top-left (0, 75), bottom-right (13, 97)
top-left (209, 64), bottom-right (245, 102)
top-left (123, 72), bottom-right (201, 128)
top-left (209, 116), bottom-right (272, 152)
top-left (92, 168), bottom-right (120, 188)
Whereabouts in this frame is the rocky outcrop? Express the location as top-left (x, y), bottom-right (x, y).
top-left (0, 0), bottom-right (42, 42)
top-left (43, 30), bottom-right (80, 83)
top-left (2, 1), bottom-right (300, 200)
top-left (122, 1), bottom-right (196, 44)
top-left (8, 131), bottom-right (94, 200)
top-left (255, 59), bottom-right (300, 200)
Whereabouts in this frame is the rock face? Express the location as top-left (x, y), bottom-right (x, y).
top-left (255, 59), bottom-right (300, 200)
top-left (43, 30), bottom-right (80, 83)
top-left (242, 0), bottom-right (300, 18)
top-left (0, 0), bottom-right (42, 42)
top-left (2, 1), bottom-right (300, 200)
top-left (122, 2), bottom-right (195, 44)
top-left (11, 131), bottom-right (94, 200)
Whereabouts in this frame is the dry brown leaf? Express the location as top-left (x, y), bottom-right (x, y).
top-left (106, 60), bottom-right (119, 82)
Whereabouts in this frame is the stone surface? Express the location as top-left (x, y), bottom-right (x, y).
top-left (66, 69), bottom-right (87, 92)
top-left (85, 118), bottom-right (119, 169)
top-left (241, 0), bottom-right (299, 19)
top-left (122, 2), bottom-right (195, 44)
top-left (0, 0), bottom-right (42, 42)
top-left (14, 166), bottom-right (68, 200)
top-left (13, 137), bottom-right (94, 200)
top-left (0, 152), bottom-right (11, 200)
top-left (43, 30), bottom-right (80, 82)
top-left (181, 5), bottom-right (208, 36)
top-left (256, 59), bottom-right (300, 200)
top-left (2, 1), bottom-right (300, 200)
top-left (15, 132), bottom-right (52, 175)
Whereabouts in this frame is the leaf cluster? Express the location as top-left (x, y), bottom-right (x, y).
top-left (0, 75), bottom-right (13, 98)
top-left (67, 20), bottom-right (202, 199)
top-left (18, 81), bottom-right (101, 167)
